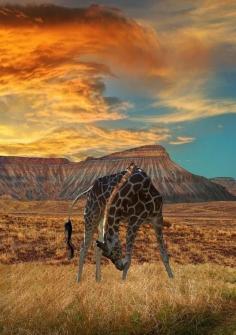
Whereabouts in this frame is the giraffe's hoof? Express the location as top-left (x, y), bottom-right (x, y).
top-left (169, 272), bottom-right (174, 279)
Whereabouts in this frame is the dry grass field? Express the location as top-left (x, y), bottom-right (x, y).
top-left (0, 199), bottom-right (236, 335)
top-left (1, 263), bottom-right (236, 335)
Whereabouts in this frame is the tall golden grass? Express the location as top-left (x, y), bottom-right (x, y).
top-left (1, 263), bottom-right (236, 335)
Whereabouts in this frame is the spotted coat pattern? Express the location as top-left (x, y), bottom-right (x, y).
top-left (71, 166), bottom-right (173, 282)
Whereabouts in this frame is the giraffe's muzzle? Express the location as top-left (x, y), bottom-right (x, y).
top-left (114, 259), bottom-right (125, 271)
top-left (96, 240), bottom-right (125, 271)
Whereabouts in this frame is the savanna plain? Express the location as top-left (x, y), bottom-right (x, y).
top-left (0, 200), bottom-right (236, 335)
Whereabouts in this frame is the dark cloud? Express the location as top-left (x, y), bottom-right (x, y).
top-left (0, 3), bottom-right (132, 27)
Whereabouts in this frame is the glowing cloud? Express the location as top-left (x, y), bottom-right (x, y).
top-left (0, 126), bottom-right (170, 160)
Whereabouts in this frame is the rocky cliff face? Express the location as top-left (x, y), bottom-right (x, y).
top-left (0, 145), bottom-right (234, 202)
top-left (0, 156), bottom-right (72, 200)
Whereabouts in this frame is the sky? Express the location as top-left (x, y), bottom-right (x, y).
top-left (0, 0), bottom-right (235, 178)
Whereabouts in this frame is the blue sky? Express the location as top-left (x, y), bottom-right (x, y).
top-left (0, 0), bottom-right (235, 177)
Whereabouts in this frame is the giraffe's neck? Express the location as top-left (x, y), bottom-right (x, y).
top-left (103, 216), bottom-right (119, 244)
top-left (99, 170), bottom-right (127, 200)
top-left (102, 164), bottom-right (136, 240)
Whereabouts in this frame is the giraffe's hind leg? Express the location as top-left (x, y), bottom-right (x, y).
top-left (95, 218), bottom-right (104, 282)
top-left (152, 215), bottom-right (174, 279)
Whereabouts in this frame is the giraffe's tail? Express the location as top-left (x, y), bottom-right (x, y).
top-left (67, 185), bottom-right (93, 221)
top-left (65, 185), bottom-right (93, 260)
top-left (65, 219), bottom-right (74, 260)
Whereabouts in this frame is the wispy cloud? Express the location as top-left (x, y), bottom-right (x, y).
top-left (149, 97), bottom-right (236, 123)
top-left (144, 0), bottom-right (236, 124)
top-left (169, 136), bottom-right (195, 145)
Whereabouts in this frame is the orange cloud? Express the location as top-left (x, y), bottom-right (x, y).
top-left (0, 4), bottom-right (211, 100)
top-left (0, 4), bottom-right (173, 154)
top-left (0, 126), bottom-right (170, 160)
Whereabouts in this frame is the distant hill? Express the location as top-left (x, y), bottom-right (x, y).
top-left (0, 145), bottom-right (234, 202)
top-left (210, 177), bottom-right (236, 196)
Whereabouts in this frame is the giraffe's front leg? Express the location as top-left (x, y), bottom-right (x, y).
top-left (122, 217), bottom-right (141, 280)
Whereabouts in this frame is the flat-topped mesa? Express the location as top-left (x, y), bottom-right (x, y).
top-left (100, 145), bottom-right (169, 160)
top-left (0, 156), bottom-right (70, 165)
top-left (0, 145), bottom-right (234, 202)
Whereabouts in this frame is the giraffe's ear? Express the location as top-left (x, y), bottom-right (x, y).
top-left (96, 240), bottom-right (110, 257)
top-left (96, 240), bottom-right (106, 250)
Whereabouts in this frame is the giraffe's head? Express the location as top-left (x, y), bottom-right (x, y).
top-left (96, 237), bottom-right (124, 270)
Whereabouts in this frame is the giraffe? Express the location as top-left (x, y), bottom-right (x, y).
top-left (65, 163), bottom-right (173, 282)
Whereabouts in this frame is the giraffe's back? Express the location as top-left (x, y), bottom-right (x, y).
top-left (85, 167), bottom-right (162, 223)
